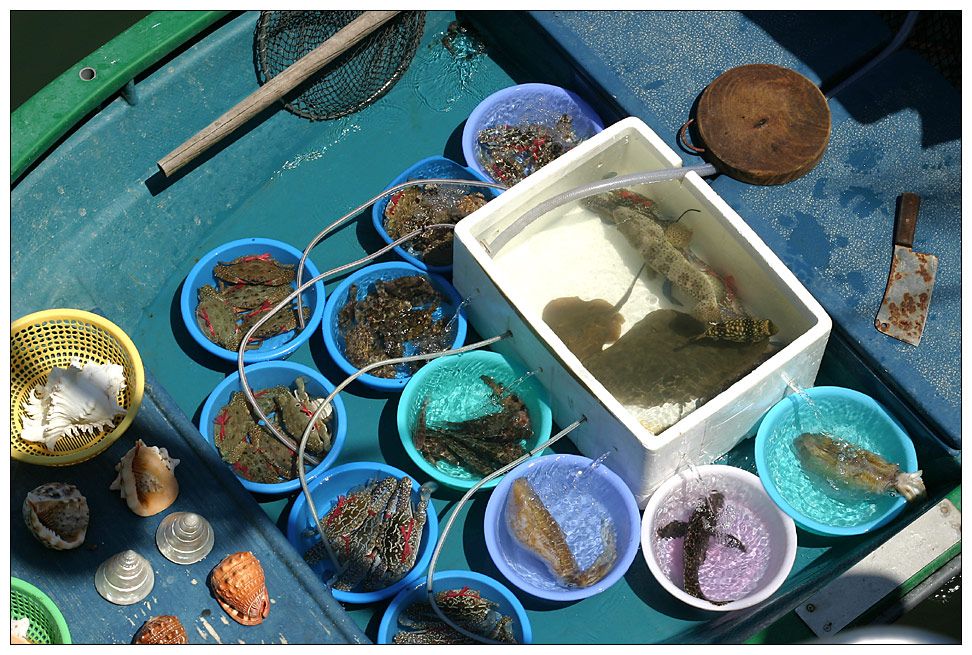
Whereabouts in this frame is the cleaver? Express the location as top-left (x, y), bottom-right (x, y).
top-left (875, 192), bottom-right (938, 346)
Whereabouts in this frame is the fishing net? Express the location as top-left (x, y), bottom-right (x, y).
top-left (254, 10), bottom-right (426, 121)
top-left (877, 10), bottom-right (961, 90)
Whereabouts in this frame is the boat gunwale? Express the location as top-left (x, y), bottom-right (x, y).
top-left (10, 10), bottom-right (231, 184)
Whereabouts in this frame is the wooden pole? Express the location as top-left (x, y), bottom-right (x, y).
top-left (157, 10), bottom-right (400, 177)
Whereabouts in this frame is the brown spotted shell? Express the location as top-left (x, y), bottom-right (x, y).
top-left (23, 482), bottom-right (89, 550)
top-left (132, 615), bottom-right (188, 644)
top-left (209, 551), bottom-right (269, 625)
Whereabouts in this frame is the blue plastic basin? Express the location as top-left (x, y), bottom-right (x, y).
top-left (372, 155), bottom-right (502, 274)
top-left (755, 386), bottom-right (919, 536)
top-left (180, 237), bottom-right (325, 363)
top-left (321, 261), bottom-right (467, 392)
top-left (198, 361), bottom-right (347, 496)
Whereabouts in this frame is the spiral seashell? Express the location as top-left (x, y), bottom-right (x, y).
top-left (156, 512), bottom-right (214, 565)
top-left (132, 615), bottom-right (188, 644)
top-left (209, 551), bottom-right (270, 625)
top-left (109, 439), bottom-right (180, 517)
top-left (22, 482), bottom-right (89, 550)
top-left (95, 550), bottom-right (155, 605)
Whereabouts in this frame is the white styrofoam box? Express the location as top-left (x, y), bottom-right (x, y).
top-left (453, 117), bottom-right (831, 506)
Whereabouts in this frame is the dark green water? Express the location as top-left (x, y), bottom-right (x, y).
top-left (10, 10), bottom-right (151, 110)
top-left (9, 9), bottom-right (959, 645)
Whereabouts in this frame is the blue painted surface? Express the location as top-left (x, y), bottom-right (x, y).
top-left (530, 10), bottom-right (961, 448)
top-left (10, 367), bottom-right (368, 645)
top-left (9, 10), bottom-right (961, 645)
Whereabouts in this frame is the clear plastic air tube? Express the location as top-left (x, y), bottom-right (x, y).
top-left (486, 162), bottom-right (718, 254)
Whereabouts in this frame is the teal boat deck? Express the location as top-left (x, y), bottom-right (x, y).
top-left (10, 10), bottom-right (960, 644)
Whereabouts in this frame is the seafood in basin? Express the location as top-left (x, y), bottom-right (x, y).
top-left (656, 490), bottom-right (746, 606)
top-left (413, 375), bottom-right (531, 478)
top-left (23, 482), bottom-right (90, 550)
top-left (196, 285), bottom-right (243, 350)
top-left (505, 477), bottom-right (617, 588)
top-left (212, 378), bottom-right (334, 484)
top-left (95, 550), bottom-right (155, 605)
top-left (109, 439), bottom-right (180, 517)
top-left (19, 356), bottom-right (127, 450)
top-left (303, 476), bottom-right (436, 592)
top-left (213, 253), bottom-right (295, 286)
top-left (131, 615), bottom-right (188, 644)
top-left (337, 275), bottom-right (455, 378)
top-left (209, 551), bottom-right (270, 626)
top-left (793, 432), bottom-right (926, 502)
top-left (384, 183), bottom-right (489, 267)
top-left (476, 114), bottom-right (586, 185)
top-left (393, 586), bottom-right (517, 644)
top-left (195, 252), bottom-right (310, 352)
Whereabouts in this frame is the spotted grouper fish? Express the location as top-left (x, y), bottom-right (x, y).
top-left (687, 317), bottom-right (778, 345)
top-left (793, 432), bottom-right (926, 502)
top-left (656, 490), bottom-right (746, 606)
top-left (505, 478), bottom-right (617, 588)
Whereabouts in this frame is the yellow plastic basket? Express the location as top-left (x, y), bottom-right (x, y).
top-left (10, 309), bottom-right (144, 465)
top-left (10, 577), bottom-right (72, 644)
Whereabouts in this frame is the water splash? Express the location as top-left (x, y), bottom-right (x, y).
top-left (269, 123), bottom-right (362, 180)
top-left (784, 376), bottom-right (830, 434)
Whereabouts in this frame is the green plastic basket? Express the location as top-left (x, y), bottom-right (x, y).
top-left (10, 578), bottom-right (71, 644)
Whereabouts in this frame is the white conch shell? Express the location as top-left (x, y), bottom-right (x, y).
top-left (11, 617), bottom-right (32, 644)
top-left (23, 482), bottom-right (90, 550)
top-left (20, 356), bottom-right (127, 450)
top-left (109, 439), bottom-right (180, 517)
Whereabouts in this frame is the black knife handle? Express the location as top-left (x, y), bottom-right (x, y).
top-left (894, 192), bottom-right (921, 249)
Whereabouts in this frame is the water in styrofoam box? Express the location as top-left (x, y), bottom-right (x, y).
top-left (489, 146), bottom-right (748, 429)
top-left (453, 116), bottom-right (832, 503)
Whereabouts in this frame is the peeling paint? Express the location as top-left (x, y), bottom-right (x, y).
top-left (198, 616), bottom-right (223, 644)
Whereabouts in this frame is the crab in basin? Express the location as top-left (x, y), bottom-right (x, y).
top-left (273, 376), bottom-right (332, 453)
top-left (218, 282), bottom-right (294, 312)
top-left (305, 475), bottom-right (436, 593)
top-left (214, 253), bottom-right (296, 286)
top-left (394, 586), bottom-right (517, 644)
top-left (365, 476), bottom-right (436, 590)
top-left (196, 285), bottom-right (242, 350)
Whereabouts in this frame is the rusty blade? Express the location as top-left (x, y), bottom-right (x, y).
top-left (875, 193), bottom-right (938, 346)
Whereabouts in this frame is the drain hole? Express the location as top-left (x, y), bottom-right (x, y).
top-left (79, 67), bottom-right (97, 81)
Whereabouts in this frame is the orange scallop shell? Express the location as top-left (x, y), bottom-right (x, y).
top-left (132, 615), bottom-right (188, 644)
top-left (209, 551), bottom-right (270, 625)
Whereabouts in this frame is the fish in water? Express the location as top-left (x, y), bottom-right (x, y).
top-left (685, 317), bottom-right (778, 346)
top-left (792, 432), bottom-right (926, 502)
top-left (542, 264), bottom-right (645, 362)
top-left (656, 490), bottom-right (746, 606)
top-left (505, 477), bottom-right (617, 588)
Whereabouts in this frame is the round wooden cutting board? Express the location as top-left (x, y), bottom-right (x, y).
top-left (696, 63), bottom-right (831, 186)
